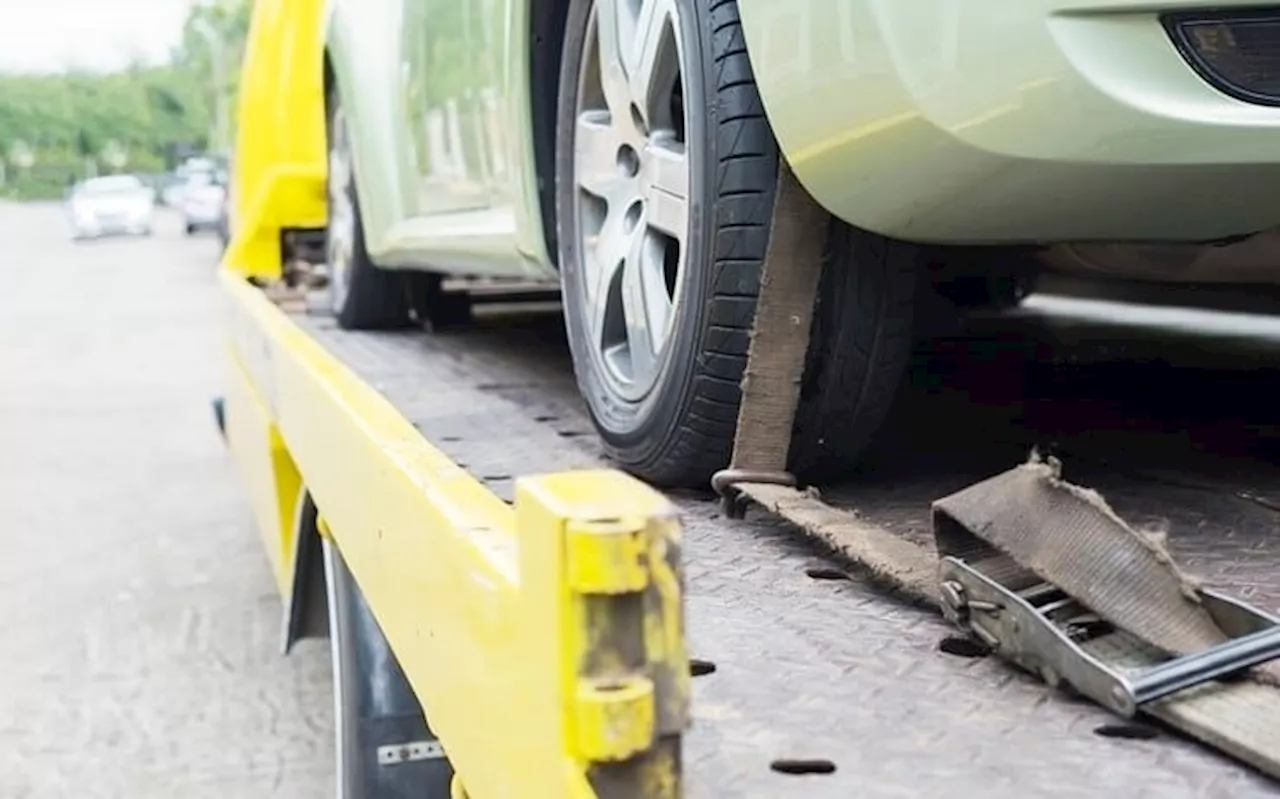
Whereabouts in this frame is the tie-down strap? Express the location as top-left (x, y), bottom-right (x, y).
top-left (934, 456), bottom-right (1280, 779)
top-left (713, 156), bottom-right (1280, 779)
top-left (738, 458), bottom-right (1280, 780)
top-left (711, 158), bottom-right (827, 518)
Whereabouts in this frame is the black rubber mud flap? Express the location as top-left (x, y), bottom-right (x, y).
top-left (327, 543), bottom-right (454, 798)
top-left (211, 396), bottom-right (226, 441)
top-left (282, 496), bottom-right (328, 655)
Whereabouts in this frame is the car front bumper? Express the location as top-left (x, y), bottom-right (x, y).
top-left (73, 217), bottom-right (152, 238)
top-left (184, 207), bottom-right (224, 227)
top-left (741, 0), bottom-right (1280, 244)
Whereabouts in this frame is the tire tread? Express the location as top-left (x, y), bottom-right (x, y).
top-left (634, 0), bottom-right (772, 485)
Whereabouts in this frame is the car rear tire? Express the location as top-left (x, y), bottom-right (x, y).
top-left (555, 0), bottom-right (923, 488)
top-left (786, 223), bottom-right (921, 478)
top-left (325, 85), bottom-right (417, 330)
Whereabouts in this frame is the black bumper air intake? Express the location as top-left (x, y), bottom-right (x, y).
top-left (1165, 9), bottom-right (1280, 105)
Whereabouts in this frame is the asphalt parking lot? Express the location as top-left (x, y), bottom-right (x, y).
top-left (0, 202), bottom-right (332, 798)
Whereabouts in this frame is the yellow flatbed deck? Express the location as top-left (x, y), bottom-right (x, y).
top-left (221, 267), bottom-right (1280, 797)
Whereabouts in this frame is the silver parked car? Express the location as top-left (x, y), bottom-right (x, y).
top-left (66, 174), bottom-right (156, 241)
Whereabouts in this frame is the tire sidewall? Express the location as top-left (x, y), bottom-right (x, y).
top-left (555, 0), bottom-right (714, 464)
top-left (326, 89), bottom-right (360, 317)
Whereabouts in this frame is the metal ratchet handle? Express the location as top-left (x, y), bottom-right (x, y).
top-left (1129, 626), bottom-right (1280, 707)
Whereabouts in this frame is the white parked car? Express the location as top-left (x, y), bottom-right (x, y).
top-left (180, 171), bottom-right (229, 235)
top-left (66, 174), bottom-right (156, 241)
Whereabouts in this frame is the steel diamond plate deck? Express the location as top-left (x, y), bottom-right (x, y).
top-left (292, 300), bottom-right (1279, 798)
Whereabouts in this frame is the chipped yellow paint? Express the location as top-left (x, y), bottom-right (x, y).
top-left (566, 518), bottom-right (651, 595)
top-left (574, 677), bottom-right (657, 762)
top-left (219, 269), bottom-right (689, 797)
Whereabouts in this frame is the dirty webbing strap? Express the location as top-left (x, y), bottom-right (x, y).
top-left (738, 458), bottom-right (1280, 777)
top-left (719, 154), bottom-right (943, 597)
top-left (720, 158), bottom-right (826, 484)
top-left (735, 482), bottom-right (941, 605)
top-left (720, 155), bottom-right (950, 600)
top-left (934, 456), bottom-right (1280, 780)
top-left (721, 153), bottom-right (1280, 778)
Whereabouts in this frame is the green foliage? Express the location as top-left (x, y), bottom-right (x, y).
top-left (174, 0), bottom-right (253, 146)
top-left (0, 0), bottom-right (249, 199)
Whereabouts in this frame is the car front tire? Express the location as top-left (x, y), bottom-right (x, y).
top-left (555, 0), bottom-right (923, 488)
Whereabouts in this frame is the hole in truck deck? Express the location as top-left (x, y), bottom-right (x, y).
top-left (770, 759), bottom-right (836, 776)
top-left (690, 659), bottom-right (716, 676)
top-left (938, 636), bottom-right (991, 659)
top-left (1094, 723), bottom-right (1160, 741)
top-left (804, 566), bottom-right (849, 581)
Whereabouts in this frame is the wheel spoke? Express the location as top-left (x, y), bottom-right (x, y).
top-left (621, 226), bottom-right (661, 383)
top-left (639, 237), bottom-right (673, 348)
top-left (585, 213), bottom-right (628, 344)
top-left (329, 111), bottom-right (351, 192)
top-left (643, 139), bottom-right (687, 242)
top-left (328, 158), bottom-right (348, 204)
top-left (594, 0), bottom-right (632, 122)
top-left (328, 187), bottom-right (351, 256)
top-left (327, 151), bottom-right (351, 279)
top-left (327, 122), bottom-right (357, 312)
top-left (624, 0), bottom-right (679, 123)
top-left (575, 111), bottom-right (620, 199)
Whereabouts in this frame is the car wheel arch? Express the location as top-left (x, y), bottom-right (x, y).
top-left (528, 0), bottom-right (574, 271)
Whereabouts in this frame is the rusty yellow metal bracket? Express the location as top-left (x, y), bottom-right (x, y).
top-left (219, 269), bottom-right (688, 798)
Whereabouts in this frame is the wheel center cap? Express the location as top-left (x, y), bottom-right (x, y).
top-left (614, 136), bottom-right (651, 215)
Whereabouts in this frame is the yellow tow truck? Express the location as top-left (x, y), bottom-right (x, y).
top-left (216, 0), bottom-right (1280, 797)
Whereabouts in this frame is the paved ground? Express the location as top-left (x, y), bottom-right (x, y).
top-left (0, 203), bottom-right (332, 798)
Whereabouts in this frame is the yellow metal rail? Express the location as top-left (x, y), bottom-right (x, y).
top-left (219, 270), bottom-right (689, 798)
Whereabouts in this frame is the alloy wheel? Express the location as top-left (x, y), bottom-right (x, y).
top-left (571, 0), bottom-right (691, 402)
top-left (327, 107), bottom-right (356, 314)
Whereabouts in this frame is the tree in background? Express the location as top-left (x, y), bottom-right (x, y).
top-left (0, 0), bottom-right (250, 199)
top-left (175, 0), bottom-right (253, 153)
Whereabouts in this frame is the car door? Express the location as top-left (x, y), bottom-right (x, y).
top-left (402, 0), bottom-right (488, 215)
top-left (387, 0), bottom-right (559, 279)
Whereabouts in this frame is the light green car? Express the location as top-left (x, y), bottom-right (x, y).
top-left (322, 0), bottom-right (1280, 488)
